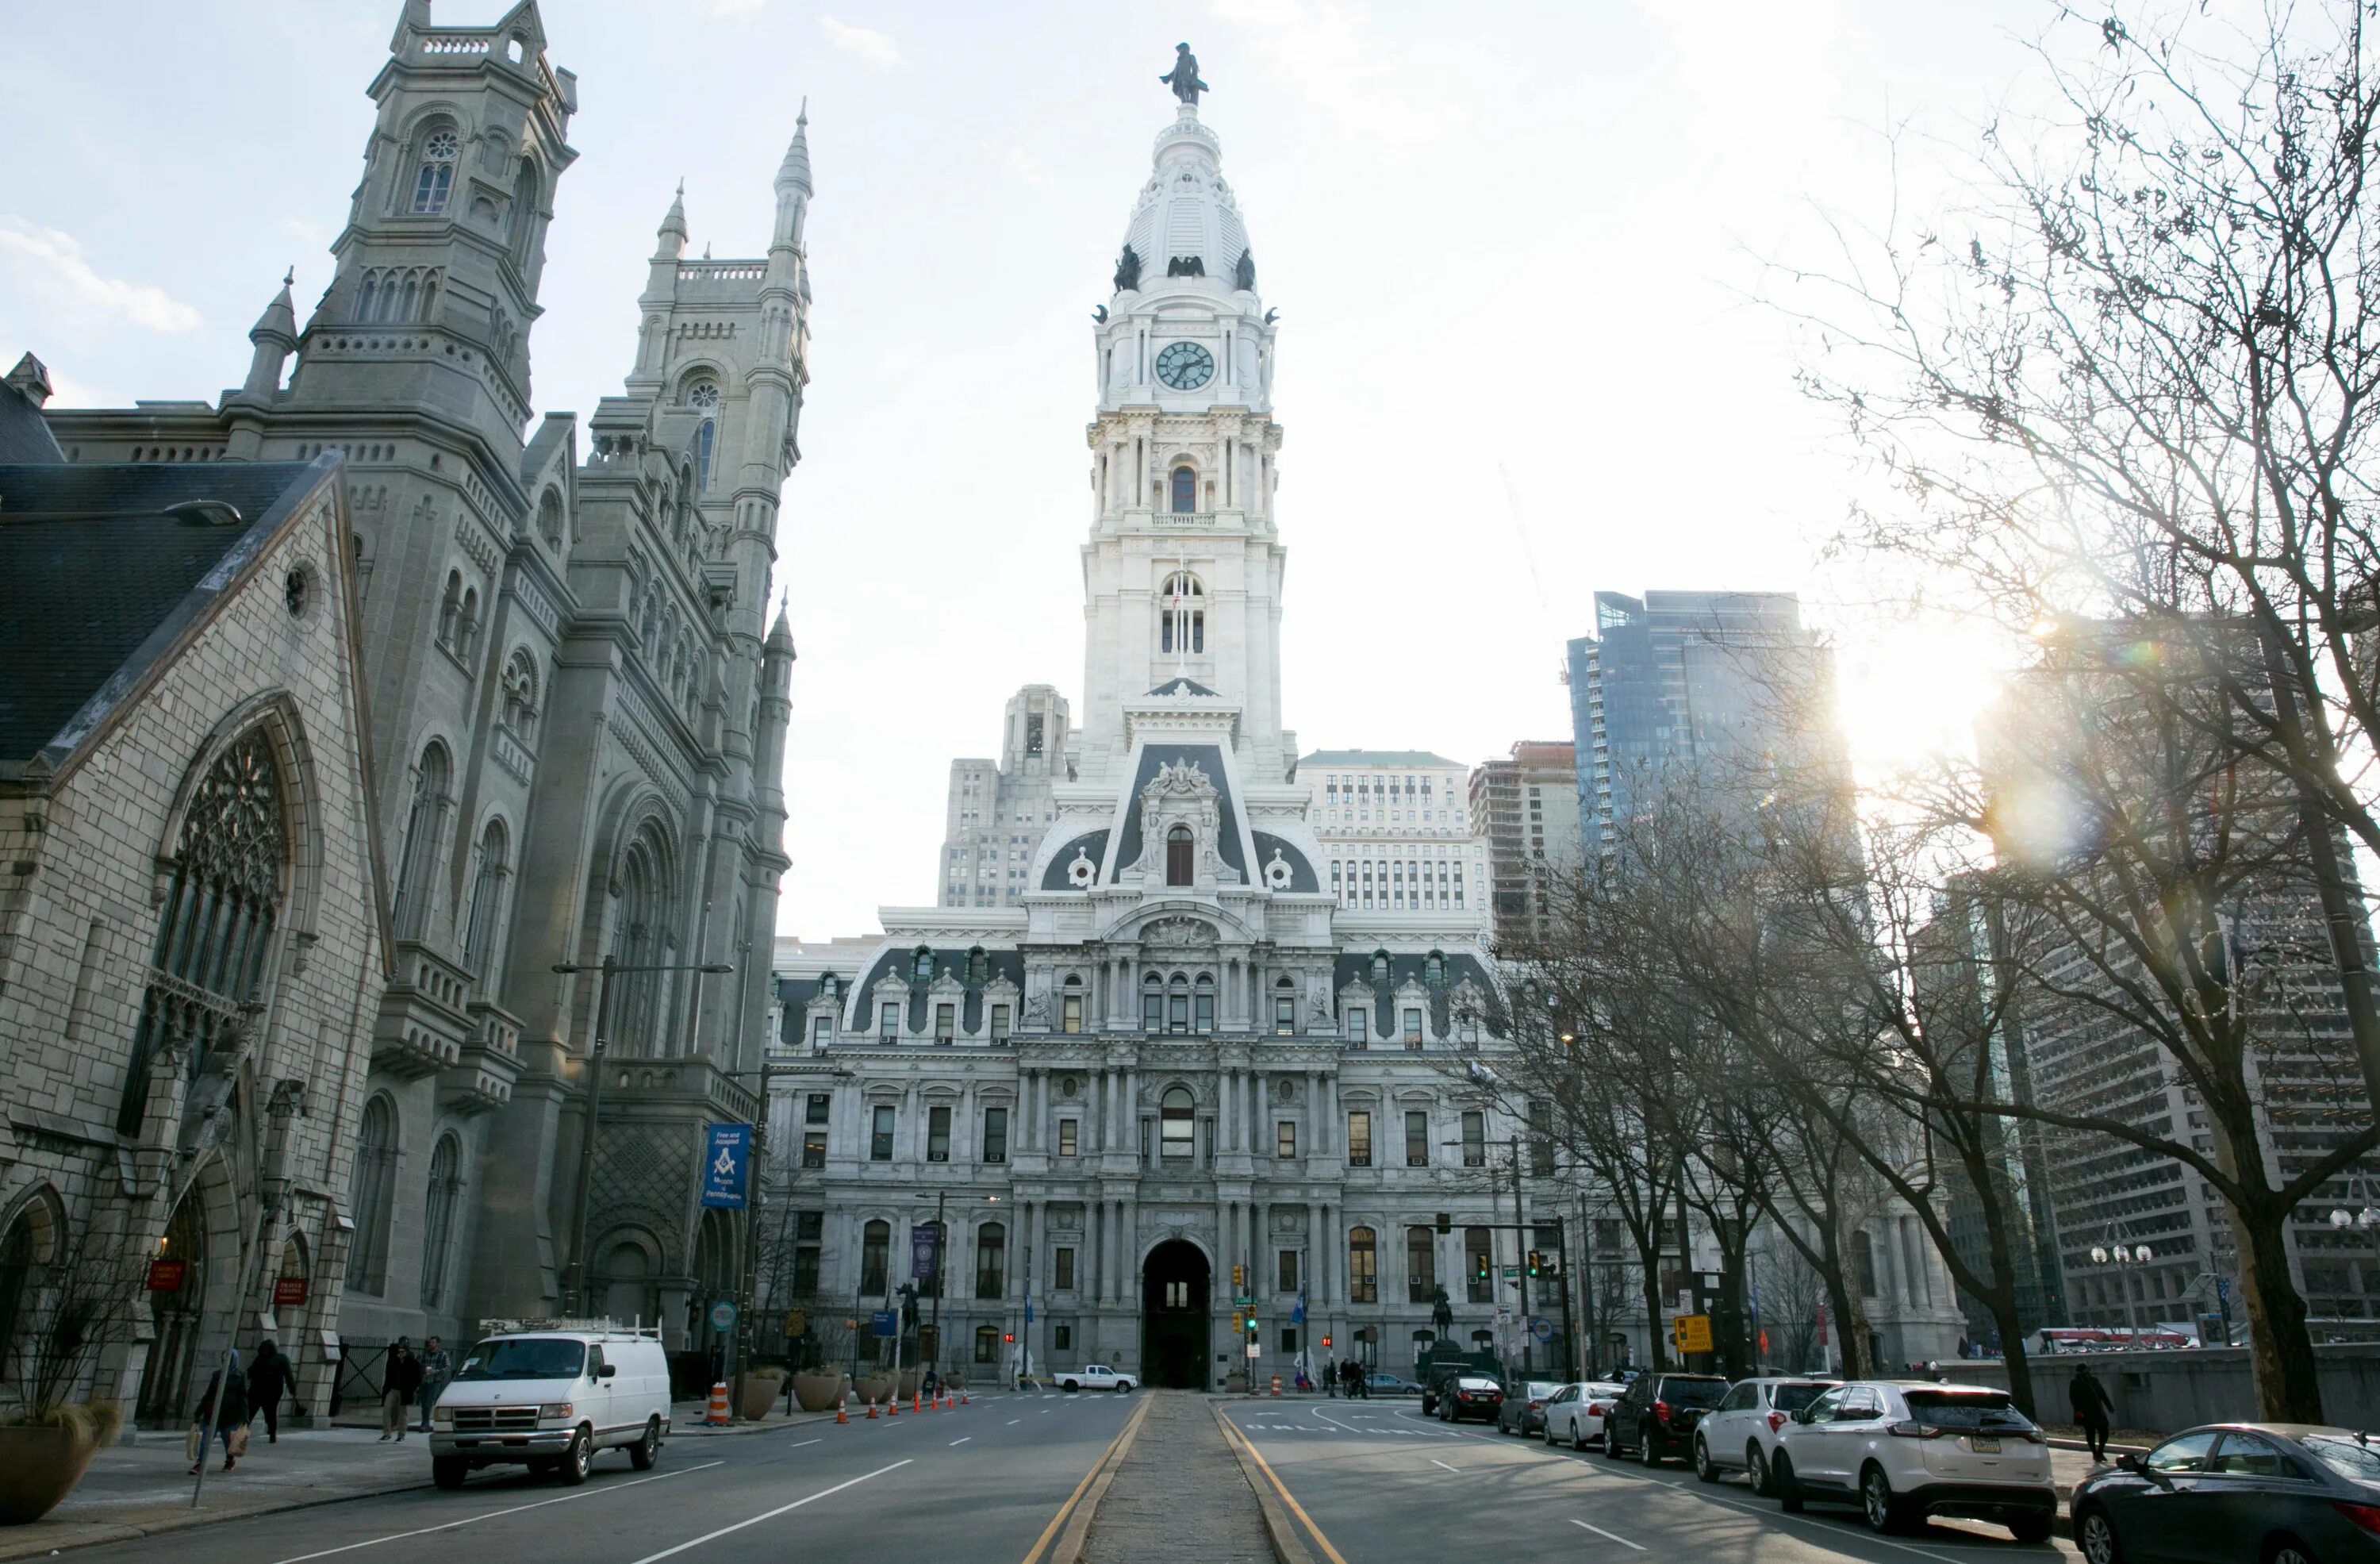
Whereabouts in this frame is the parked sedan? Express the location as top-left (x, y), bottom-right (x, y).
top-left (1436, 1375), bottom-right (1505, 1424)
top-left (2071, 1423), bottom-right (2380, 1564)
top-left (1365, 1372), bottom-right (1421, 1397)
top-left (1496, 1379), bottom-right (1568, 1437)
top-left (1695, 1377), bottom-right (1838, 1493)
top-left (1545, 1381), bottom-right (1629, 1450)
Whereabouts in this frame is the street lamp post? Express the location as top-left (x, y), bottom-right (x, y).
top-left (2086, 1232), bottom-right (2155, 1348)
top-left (553, 957), bottom-right (734, 1316)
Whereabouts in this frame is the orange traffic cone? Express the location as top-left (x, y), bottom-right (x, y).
top-left (705, 1382), bottom-right (731, 1427)
top-left (912, 1391), bottom-right (922, 1414)
top-left (836, 1397), bottom-right (848, 1425)
top-left (888, 1393), bottom-right (900, 1417)
top-left (866, 1398), bottom-right (878, 1419)
top-left (960, 1388), bottom-right (969, 1405)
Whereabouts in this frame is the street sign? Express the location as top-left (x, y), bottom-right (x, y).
top-left (1502, 1266), bottom-right (1519, 1280)
top-left (870, 1309), bottom-right (898, 1337)
top-left (1246, 1343), bottom-right (1261, 1359)
top-left (1672, 1313), bottom-right (1713, 1354)
top-left (1234, 1295), bottom-right (1255, 1307)
top-left (783, 1309), bottom-right (807, 1339)
top-left (1530, 1316), bottom-right (1554, 1343)
top-left (912, 1224), bottom-right (941, 1280)
top-left (709, 1301), bottom-right (737, 1333)
top-left (1679, 1288), bottom-right (1695, 1316)
top-left (700, 1124), bottom-right (752, 1209)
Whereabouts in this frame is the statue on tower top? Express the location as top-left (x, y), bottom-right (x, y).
top-left (1161, 42), bottom-right (1207, 107)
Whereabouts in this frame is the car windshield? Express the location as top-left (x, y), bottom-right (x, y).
top-left (1664, 1378), bottom-right (1729, 1408)
top-left (1772, 1383), bottom-right (1833, 1413)
top-left (1456, 1378), bottom-right (1500, 1391)
top-left (2301, 1435), bottom-right (2380, 1484)
top-left (1903, 1389), bottom-right (2036, 1432)
top-left (1523, 1381), bottom-right (1561, 1399)
top-left (455, 1338), bottom-right (585, 1381)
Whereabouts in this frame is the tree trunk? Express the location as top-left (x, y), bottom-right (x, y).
top-left (1639, 1250), bottom-right (1672, 1372)
top-left (1990, 1291), bottom-right (2036, 1421)
top-left (2232, 1193), bottom-right (2326, 1421)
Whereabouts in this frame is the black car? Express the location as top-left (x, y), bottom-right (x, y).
top-left (1437, 1375), bottom-right (1505, 1424)
top-left (2071, 1423), bottom-right (2380, 1564)
top-left (1602, 1372), bottom-right (1730, 1466)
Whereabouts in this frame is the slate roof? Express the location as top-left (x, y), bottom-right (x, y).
top-left (1146, 676), bottom-right (1219, 697)
top-left (1111, 743), bottom-right (1247, 883)
top-left (0, 460), bottom-right (332, 777)
top-left (1299, 749), bottom-right (1462, 768)
top-left (0, 357), bottom-right (64, 463)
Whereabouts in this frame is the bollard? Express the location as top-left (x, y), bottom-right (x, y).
top-left (704, 1382), bottom-right (731, 1427)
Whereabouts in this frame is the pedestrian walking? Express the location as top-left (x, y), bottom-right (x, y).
top-left (190, 1353), bottom-right (250, 1475)
top-left (247, 1339), bottom-right (292, 1444)
top-left (2069, 1362), bottom-right (2114, 1462)
top-left (416, 1335), bottom-right (451, 1431)
top-left (381, 1340), bottom-right (423, 1441)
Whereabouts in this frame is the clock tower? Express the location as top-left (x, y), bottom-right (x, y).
top-left (1080, 88), bottom-right (1288, 778)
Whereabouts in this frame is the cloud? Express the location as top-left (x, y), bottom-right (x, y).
top-left (0, 218), bottom-right (202, 332)
top-left (708, 0), bottom-right (766, 14)
top-left (1004, 148), bottom-right (1050, 187)
top-left (820, 14), bottom-right (903, 67)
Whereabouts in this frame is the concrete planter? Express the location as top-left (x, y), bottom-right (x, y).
top-left (0, 1424), bottom-right (99, 1525)
top-left (895, 1369), bottom-right (921, 1400)
top-left (856, 1375), bottom-right (895, 1406)
top-left (738, 1373), bottom-right (784, 1421)
top-left (792, 1371), bottom-right (846, 1413)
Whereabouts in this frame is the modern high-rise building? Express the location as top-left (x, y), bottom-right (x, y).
top-left (1299, 750), bottom-right (1485, 928)
top-left (1566, 590), bottom-right (1841, 855)
top-left (1467, 741), bottom-right (1580, 947)
top-left (939, 686), bottom-right (1071, 909)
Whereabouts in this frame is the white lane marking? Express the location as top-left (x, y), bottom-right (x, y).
top-left (1570, 1519), bottom-right (1648, 1552)
top-left (950, 1437), bottom-right (971, 1446)
top-left (1008, 1419), bottom-right (1022, 1426)
top-left (624, 1459), bottom-right (913, 1564)
top-left (1429, 1458), bottom-right (1461, 1474)
top-left (264, 1460), bottom-right (726, 1564)
top-left (1689, 1489), bottom-right (1969, 1564)
top-left (783, 1439), bottom-right (821, 1450)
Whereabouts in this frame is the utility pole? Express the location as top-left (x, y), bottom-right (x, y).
top-left (1511, 1135), bottom-right (1532, 1377)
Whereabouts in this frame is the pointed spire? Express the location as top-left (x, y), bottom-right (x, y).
top-left (250, 267), bottom-right (298, 345)
top-left (390, 0), bottom-right (432, 52)
top-left (654, 179), bottom-right (688, 261)
top-left (767, 592), bottom-right (797, 656)
top-left (776, 99), bottom-right (813, 197)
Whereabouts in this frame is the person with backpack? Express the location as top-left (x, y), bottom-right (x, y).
top-left (190, 1353), bottom-right (249, 1475)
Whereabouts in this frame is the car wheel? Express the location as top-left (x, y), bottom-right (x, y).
top-left (1775, 1453), bottom-right (1804, 1513)
top-left (1747, 1444), bottom-right (1772, 1497)
top-left (1115, 1382), bottom-right (1130, 1393)
top-left (432, 1456), bottom-right (467, 1490)
top-left (2264, 1539), bottom-right (2316, 1564)
top-left (558, 1428), bottom-right (593, 1486)
top-left (627, 1416), bottom-right (660, 1471)
top-left (1603, 1426), bottom-right (1622, 1458)
top-left (1860, 1464), bottom-right (1906, 1534)
top-left (1694, 1435), bottom-right (1718, 1484)
top-left (1061, 1381), bottom-right (1079, 1393)
top-left (1638, 1429), bottom-right (1659, 1466)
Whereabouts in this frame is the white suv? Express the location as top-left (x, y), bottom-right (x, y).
top-left (1058, 1364), bottom-right (1136, 1393)
top-left (1694, 1377), bottom-right (1837, 1493)
top-left (1772, 1380), bottom-right (2055, 1543)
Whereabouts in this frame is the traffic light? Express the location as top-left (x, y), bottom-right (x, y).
top-left (1231, 1310), bottom-right (1244, 1332)
top-left (1526, 1250), bottom-right (1542, 1278)
top-left (1320, 1334), bottom-right (1332, 1349)
top-left (1233, 1264), bottom-right (1245, 1290)
top-left (1246, 1316), bottom-right (1259, 1335)
top-left (1473, 1253), bottom-right (1491, 1282)
top-left (1003, 1332), bottom-right (1015, 1343)
top-left (1435, 1211), bottom-right (1451, 1235)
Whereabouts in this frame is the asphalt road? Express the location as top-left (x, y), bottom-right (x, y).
top-left (1219, 1399), bottom-right (2088, 1564)
top-left (59, 1390), bottom-right (1141, 1564)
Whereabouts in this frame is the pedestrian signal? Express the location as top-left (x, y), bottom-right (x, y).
top-left (1321, 1334), bottom-right (1332, 1348)
top-left (1004, 1332), bottom-right (1015, 1343)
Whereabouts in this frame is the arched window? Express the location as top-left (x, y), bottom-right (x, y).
top-left (458, 586), bottom-right (481, 663)
top-left (0, 1194), bottom-right (60, 1379)
top-left (606, 820), bottom-right (678, 1055)
top-left (461, 817), bottom-right (511, 983)
top-left (345, 1095), bottom-right (398, 1294)
top-left (390, 742), bottom-right (451, 940)
top-left (1194, 972), bottom-right (1215, 1034)
top-left (1160, 1087), bottom-right (1195, 1160)
top-left (409, 124), bottom-right (460, 214)
top-left (1348, 1227), bottom-right (1378, 1305)
top-left (1142, 972), bottom-right (1163, 1034)
top-left (538, 488), bottom-right (565, 548)
top-left (420, 1133), bottom-right (463, 1307)
top-left (1170, 463), bottom-right (1196, 514)
top-left (600, 1239), bottom-right (651, 1325)
top-left (861, 1220), bottom-right (891, 1295)
top-left (913, 947), bottom-right (935, 983)
top-left (975, 1222), bottom-right (1006, 1300)
top-left (500, 650), bottom-right (539, 739)
top-left (1165, 825), bottom-right (1193, 887)
top-left (1159, 572), bottom-right (1204, 658)
top-left (1167, 971), bottom-right (1190, 1034)
top-left (1273, 976), bottom-right (1297, 1036)
top-left (694, 420), bottom-right (715, 492)
top-left (509, 158), bottom-right (540, 259)
top-left (119, 728), bottom-right (290, 1136)
top-left (437, 569), bottom-right (463, 648)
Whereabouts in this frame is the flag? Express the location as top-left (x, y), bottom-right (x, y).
top-left (1292, 1289), bottom-right (1306, 1325)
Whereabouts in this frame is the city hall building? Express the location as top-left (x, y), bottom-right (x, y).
top-left (770, 72), bottom-right (1537, 1389)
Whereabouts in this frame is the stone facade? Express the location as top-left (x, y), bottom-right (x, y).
top-left (39, 0), bottom-right (809, 1378)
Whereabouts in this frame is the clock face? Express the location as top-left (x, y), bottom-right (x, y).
top-left (1155, 340), bottom-right (1215, 390)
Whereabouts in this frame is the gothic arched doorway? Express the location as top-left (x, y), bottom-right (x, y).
top-left (137, 1194), bottom-right (208, 1424)
top-left (1141, 1239), bottom-right (1211, 1389)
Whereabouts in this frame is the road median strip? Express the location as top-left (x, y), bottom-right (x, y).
top-left (1019, 1392), bottom-right (1152, 1564)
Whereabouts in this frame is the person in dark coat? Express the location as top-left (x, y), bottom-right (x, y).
top-left (190, 1353), bottom-right (249, 1474)
top-left (247, 1339), bottom-right (292, 1443)
top-left (2069, 1362), bottom-right (2115, 1461)
top-left (381, 1340), bottom-right (424, 1441)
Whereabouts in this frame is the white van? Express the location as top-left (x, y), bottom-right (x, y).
top-left (428, 1321), bottom-right (672, 1488)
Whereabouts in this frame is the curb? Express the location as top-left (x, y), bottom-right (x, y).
top-left (0, 1476), bottom-right (436, 1563)
top-left (1046, 1393), bottom-right (1155, 1564)
top-left (1211, 1406), bottom-right (1317, 1564)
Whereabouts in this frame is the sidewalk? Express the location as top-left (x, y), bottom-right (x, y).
top-left (0, 1403), bottom-right (839, 1561)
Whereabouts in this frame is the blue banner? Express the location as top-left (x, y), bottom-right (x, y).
top-left (911, 1224), bottom-right (940, 1280)
top-left (870, 1309), bottom-right (898, 1337)
top-left (700, 1123), bottom-right (752, 1209)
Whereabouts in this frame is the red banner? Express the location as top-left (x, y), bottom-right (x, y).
top-left (146, 1259), bottom-right (187, 1293)
top-left (272, 1276), bottom-right (310, 1307)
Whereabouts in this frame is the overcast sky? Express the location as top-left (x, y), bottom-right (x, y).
top-left (2, 0), bottom-right (2082, 939)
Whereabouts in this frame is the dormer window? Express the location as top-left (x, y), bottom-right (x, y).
top-left (411, 126), bottom-right (459, 215)
top-left (1165, 825), bottom-right (1194, 886)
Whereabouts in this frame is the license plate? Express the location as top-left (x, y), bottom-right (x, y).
top-left (1969, 1436), bottom-right (2000, 1453)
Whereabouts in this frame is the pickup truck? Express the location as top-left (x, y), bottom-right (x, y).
top-left (1056, 1364), bottom-right (1137, 1393)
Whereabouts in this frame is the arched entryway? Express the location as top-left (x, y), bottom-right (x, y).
top-left (137, 1194), bottom-right (209, 1424)
top-left (1141, 1239), bottom-right (1211, 1389)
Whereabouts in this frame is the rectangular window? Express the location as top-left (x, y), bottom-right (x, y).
top-left (1054, 1324), bottom-right (1073, 1351)
top-left (1280, 1328), bottom-right (1298, 1355)
top-left (1348, 1229), bottom-right (1377, 1305)
top-left (927, 1105), bottom-right (951, 1162)
top-left (1347, 1111), bottom-right (1372, 1168)
top-left (975, 1325), bottom-right (998, 1363)
top-left (1058, 1119), bottom-right (1078, 1157)
top-left (1464, 1226), bottom-right (1492, 1304)
top-left (1061, 994), bottom-right (1083, 1034)
top-left (975, 1225), bottom-right (1006, 1299)
top-left (871, 1105), bottom-right (894, 1161)
top-left (1168, 992), bottom-right (1189, 1033)
top-left (1345, 1007), bottom-right (1368, 1047)
top-left (1402, 1009), bottom-right (1424, 1049)
top-left (1143, 991), bottom-right (1163, 1032)
top-left (806, 1093), bottom-right (831, 1125)
top-left (1407, 1226), bottom-right (1437, 1303)
top-left (1404, 1110), bottom-right (1428, 1167)
top-left (801, 1132), bottom-right (827, 1169)
top-left (1274, 994), bottom-right (1296, 1035)
top-left (1529, 1099), bottom-right (1555, 1177)
top-left (1461, 1110), bottom-right (1485, 1167)
top-left (935, 1003), bottom-right (955, 1044)
top-left (1055, 1246), bottom-right (1077, 1291)
top-left (983, 1106), bottom-right (1008, 1163)
top-left (861, 1226), bottom-right (889, 1294)
top-left (1194, 991), bottom-right (1214, 1033)
top-left (1278, 1248), bottom-right (1299, 1295)
top-left (811, 1016), bottom-right (832, 1050)
top-left (793, 1242), bottom-right (821, 1297)
top-left (990, 1005), bottom-right (1011, 1042)
top-left (878, 1002), bottom-right (900, 1042)
top-left (1276, 1120), bottom-right (1296, 1159)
